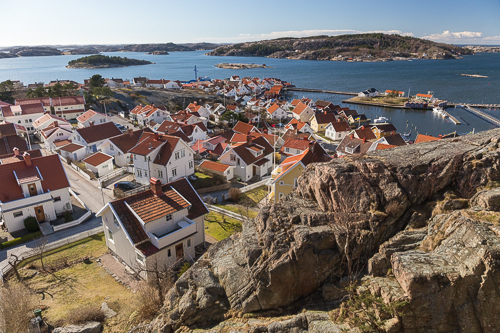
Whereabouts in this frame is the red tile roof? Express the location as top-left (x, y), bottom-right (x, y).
top-left (83, 152), bottom-right (113, 167)
top-left (233, 121), bottom-right (259, 135)
top-left (415, 134), bottom-right (440, 143)
top-left (200, 160), bottom-right (232, 173)
top-left (292, 102), bottom-right (310, 115)
top-left (280, 137), bottom-right (311, 152)
top-left (33, 114), bottom-right (69, 128)
top-left (327, 121), bottom-right (351, 132)
top-left (51, 96), bottom-right (85, 106)
top-left (59, 143), bottom-right (85, 153)
top-left (109, 130), bottom-right (149, 153)
top-left (0, 123), bottom-right (18, 137)
top-left (0, 135), bottom-right (28, 155)
top-left (0, 154), bottom-right (70, 203)
top-left (15, 97), bottom-right (51, 106)
top-left (75, 122), bottom-right (122, 144)
top-left (354, 127), bottom-right (377, 141)
top-left (77, 109), bottom-right (105, 123)
top-left (109, 177), bottom-right (208, 244)
top-left (0, 149), bottom-right (42, 164)
top-left (53, 139), bottom-right (72, 147)
top-left (228, 136), bottom-right (273, 165)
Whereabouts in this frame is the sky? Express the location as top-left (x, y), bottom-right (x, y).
top-left (1, 0), bottom-right (500, 47)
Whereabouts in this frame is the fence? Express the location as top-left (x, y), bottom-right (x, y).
top-left (0, 226), bottom-right (104, 283)
top-left (196, 183), bottom-right (232, 194)
top-left (240, 176), bottom-right (270, 193)
top-left (207, 204), bottom-right (246, 222)
top-left (99, 167), bottom-right (128, 187)
top-left (52, 211), bottom-right (92, 232)
top-left (69, 162), bottom-right (92, 181)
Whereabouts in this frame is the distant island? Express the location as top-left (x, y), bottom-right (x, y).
top-left (0, 46), bottom-right (62, 58)
top-left (148, 50), bottom-right (169, 55)
top-left (215, 63), bottom-right (272, 69)
top-left (207, 33), bottom-right (472, 61)
top-left (66, 55), bottom-right (152, 68)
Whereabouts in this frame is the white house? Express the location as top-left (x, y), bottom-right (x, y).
top-left (186, 102), bottom-right (210, 119)
top-left (33, 114), bottom-right (71, 133)
top-left (129, 133), bottom-right (195, 185)
top-left (358, 88), bottom-right (379, 98)
top-left (40, 124), bottom-right (74, 151)
top-left (77, 110), bottom-right (111, 128)
top-left (219, 135), bottom-right (273, 182)
top-left (83, 152), bottom-right (114, 177)
top-left (0, 104), bottom-right (45, 134)
top-left (96, 177), bottom-right (209, 279)
top-left (199, 160), bottom-right (234, 181)
top-left (324, 121), bottom-right (352, 141)
top-left (164, 80), bottom-right (182, 89)
top-left (266, 104), bottom-right (288, 121)
top-left (0, 152), bottom-right (72, 233)
top-left (59, 143), bottom-right (87, 162)
top-left (97, 129), bottom-right (151, 167)
top-left (68, 122), bottom-right (123, 154)
top-left (49, 96), bottom-right (86, 120)
top-left (137, 108), bottom-right (173, 127)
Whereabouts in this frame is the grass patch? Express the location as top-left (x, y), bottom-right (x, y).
top-left (315, 132), bottom-right (331, 142)
top-left (204, 212), bottom-right (242, 241)
top-left (190, 172), bottom-right (217, 189)
top-left (241, 186), bottom-right (268, 206)
top-left (19, 233), bottom-right (107, 269)
top-left (213, 204), bottom-right (258, 219)
top-left (464, 210), bottom-right (500, 225)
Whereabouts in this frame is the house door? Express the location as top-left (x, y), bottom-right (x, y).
top-left (73, 153), bottom-right (77, 160)
top-left (175, 244), bottom-right (184, 260)
top-left (34, 206), bottom-right (45, 222)
top-left (28, 183), bottom-right (37, 196)
top-left (253, 165), bottom-right (257, 176)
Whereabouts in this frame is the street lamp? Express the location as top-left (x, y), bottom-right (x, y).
top-left (97, 186), bottom-right (105, 205)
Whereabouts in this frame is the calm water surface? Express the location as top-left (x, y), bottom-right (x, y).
top-left (1, 50), bottom-right (499, 137)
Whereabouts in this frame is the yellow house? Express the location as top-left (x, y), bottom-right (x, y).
top-left (309, 112), bottom-right (338, 133)
top-left (267, 142), bottom-right (331, 203)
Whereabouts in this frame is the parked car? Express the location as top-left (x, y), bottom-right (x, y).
top-left (114, 123), bottom-right (126, 130)
top-left (114, 181), bottom-right (136, 191)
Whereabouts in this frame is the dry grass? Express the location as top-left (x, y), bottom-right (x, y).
top-left (464, 210), bottom-right (500, 225)
top-left (69, 303), bottom-right (106, 325)
top-left (136, 282), bottom-right (162, 320)
top-left (0, 282), bottom-right (35, 333)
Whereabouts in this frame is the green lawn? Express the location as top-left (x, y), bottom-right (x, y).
top-left (241, 186), bottom-right (268, 206)
top-left (204, 212), bottom-right (242, 241)
top-left (213, 204), bottom-right (258, 219)
top-left (190, 172), bottom-right (217, 189)
top-left (315, 132), bottom-right (331, 142)
top-left (20, 233), bottom-right (107, 269)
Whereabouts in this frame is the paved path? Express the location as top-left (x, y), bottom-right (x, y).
top-left (0, 216), bottom-right (103, 276)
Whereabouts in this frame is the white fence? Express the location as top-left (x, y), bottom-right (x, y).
top-left (240, 176), bottom-right (270, 193)
top-left (99, 167), bottom-right (128, 186)
top-left (52, 211), bottom-right (92, 232)
top-left (0, 226), bottom-right (104, 283)
top-left (70, 162), bottom-right (92, 181)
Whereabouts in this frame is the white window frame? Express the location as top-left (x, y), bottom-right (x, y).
top-left (107, 228), bottom-right (114, 243)
top-left (136, 252), bottom-right (145, 265)
top-left (172, 168), bottom-right (177, 177)
top-left (166, 214), bottom-right (172, 221)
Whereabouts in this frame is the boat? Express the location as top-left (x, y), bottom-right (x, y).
top-left (433, 107), bottom-right (442, 113)
top-left (403, 130), bottom-right (411, 138)
top-left (373, 116), bottom-right (389, 123)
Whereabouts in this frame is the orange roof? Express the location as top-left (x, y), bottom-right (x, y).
top-left (415, 134), bottom-right (440, 143)
top-left (267, 104), bottom-right (283, 114)
top-left (59, 143), bottom-right (85, 152)
top-left (292, 102), bottom-right (309, 115)
top-left (375, 143), bottom-right (398, 150)
top-left (77, 109), bottom-right (103, 123)
top-left (233, 121), bottom-right (259, 134)
top-left (416, 93), bottom-right (433, 98)
top-left (199, 160), bottom-right (232, 173)
top-left (291, 99), bottom-right (301, 106)
top-left (83, 152), bottom-right (113, 167)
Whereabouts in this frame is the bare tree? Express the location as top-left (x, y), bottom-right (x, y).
top-left (133, 256), bottom-right (175, 305)
top-left (0, 282), bottom-right (34, 332)
top-left (7, 253), bottom-right (23, 282)
top-left (34, 236), bottom-right (48, 272)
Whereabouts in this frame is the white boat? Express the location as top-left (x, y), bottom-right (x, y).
top-left (433, 107), bottom-right (441, 113)
top-left (373, 116), bottom-right (389, 123)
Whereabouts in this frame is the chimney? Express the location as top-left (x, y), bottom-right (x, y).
top-left (361, 126), bottom-right (365, 130)
top-left (439, 135), bottom-right (443, 139)
top-left (324, 110), bottom-right (327, 115)
top-left (150, 178), bottom-right (163, 197)
top-left (89, 121), bottom-right (94, 126)
top-left (363, 138), bottom-right (366, 143)
top-left (13, 147), bottom-right (20, 156)
top-left (23, 152), bottom-right (32, 167)
top-left (351, 134), bottom-right (354, 139)
top-left (194, 101), bottom-right (197, 105)
top-left (154, 132), bottom-right (159, 141)
top-left (128, 128), bottom-right (133, 136)
top-left (247, 133), bottom-right (253, 145)
top-left (54, 121), bottom-right (58, 127)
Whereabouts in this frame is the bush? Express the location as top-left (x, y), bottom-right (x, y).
top-left (68, 304), bottom-right (105, 325)
top-left (24, 216), bottom-right (39, 233)
top-left (177, 262), bottom-right (191, 278)
top-left (137, 282), bottom-right (162, 320)
top-left (0, 282), bottom-right (34, 332)
top-left (0, 232), bottom-right (41, 250)
top-left (228, 188), bottom-right (241, 202)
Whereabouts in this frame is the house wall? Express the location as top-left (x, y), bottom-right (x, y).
top-left (60, 148), bottom-right (86, 162)
top-left (145, 235), bottom-right (196, 279)
top-left (144, 208), bottom-right (189, 236)
top-left (325, 127), bottom-right (349, 141)
top-left (273, 164), bottom-right (304, 202)
top-left (78, 115), bottom-right (109, 128)
top-left (85, 159), bottom-right (113, 177)
top-left (5, 113), bottom-right (44, 134)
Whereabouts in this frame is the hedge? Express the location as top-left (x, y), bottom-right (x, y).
top-left (0, 232), bottom-right (42, 250)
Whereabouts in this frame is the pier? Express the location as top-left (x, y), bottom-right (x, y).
top-left (448, 103), bottom-right (500, 109)
top-left (461, 105), bottom-right (500, 127)
top-left (285, 87), bottom-right (358, 96)
top-left (442, 110), bottom-right (461, 125)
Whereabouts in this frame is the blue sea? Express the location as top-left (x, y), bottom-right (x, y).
top-left (1, 50), bottom-right (499, 138)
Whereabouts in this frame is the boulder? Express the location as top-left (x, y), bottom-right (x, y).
top-left (101, 302), bottom-right (117, 319)
top-left (53, 322), bottom-right (101, 333)
top-left (133, 129), bottom-right (500, 332)
top-left (471, 187), bottom-right (500, 211)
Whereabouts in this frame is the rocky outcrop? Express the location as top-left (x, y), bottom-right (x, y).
top-left (53, 322), bottom-right (101, 333)
top-left (136, 129), bottom-right (500, 332)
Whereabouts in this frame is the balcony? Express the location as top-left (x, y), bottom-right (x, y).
top-left (149, 217), bottom-right (197, 249)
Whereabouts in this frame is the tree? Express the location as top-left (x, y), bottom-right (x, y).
top-left (0, 282), bottom-right (34, 333)
top-left (34, 236), bottom-right (48, 272)
top-left (7, 253), bottom-right (23, 282)
top-left (89, 74), bottom-right (105, 89)
top-left (133, 256), bottom-right (175, 306)
top-left (92, 86), bottom-right (113, 113)
top-left (52, 83), bottom-right (64, 97)
top-left (63, 82), bottom-right (76, 96)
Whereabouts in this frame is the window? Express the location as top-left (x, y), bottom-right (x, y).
top-left (279, 193), bottom-right (284, 199)
top-left (13, 211), bottom-right (23, 218)
top-left (136, 252), bottom-right (145, 265)
top-left (172, 168), bottom-right (177, 177)
top-left (187, 239), bottom-right (191, 248)
top-left (54, 196), bottom-right (61, 202)
top-left (110, 145), bottom-right (114, 151)
top-left (29, 119), bottom-right (32, 122)
top-left (108, 228), bottom-right (113, 241)
top-left (113, 215), bottom-right (119, 227)
top-left (285, 147), bottom-right (290, 153)
top-left (230, 154), bottom-right (236, 161)
top-left (25, 119), bottom-right (29, 123)
top-left (144, 170), bottom-right (147, 177)
top-left (168, 249), bottom-right (171, 257)
top-left (166, 214), bottom-right (172, 221)
top-left (294, 178), bottom-right (298, 187)
top-left (175, 152), bottom-right (180, 160)
top-left (158, 170), bottom-right (163, 178)
top-left (180, 150), bottom-right (185, 158)
top-left (279, 181), bottom-right (284, 186)
top-left (237, 158), bottom-right (240, 166)
top-left (296, 150), bottom-right (301, 154)
top-left (189, 161), bottom-right (193, 169)
top-left (137, 169), bottom-right (142, 177)
top-left (102, 164), bottom-right (108, 168)
top-left (134, 154), bottom-right (137, 160)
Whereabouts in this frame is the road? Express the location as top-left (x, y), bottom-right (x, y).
top-left (63, 163), bottom-right (114, 213)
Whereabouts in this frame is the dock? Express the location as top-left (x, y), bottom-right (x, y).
top-left (285, 87), bottom-right (358, 96)
top-left (448, 103), bottom-right (500, 109)
top-left (442, 110), bottom-right (461, 125)
top-left (461, 105), bottom-right (500, 127)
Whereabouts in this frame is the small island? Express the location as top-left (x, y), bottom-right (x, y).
top-left (66, 55), bottom-right (153, 68)
top-left (147, 50), bottom-right (169, 55)
top-left (215, 63), bottom-right (272, 69)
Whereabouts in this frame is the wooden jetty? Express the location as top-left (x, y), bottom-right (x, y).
top-left (461, 105), bottom-right (500, 127)
top-left (285, 87), bottom-right (358, 96)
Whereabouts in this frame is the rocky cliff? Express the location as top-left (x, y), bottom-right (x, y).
top-left (133, 129), bottom-right (500, 333)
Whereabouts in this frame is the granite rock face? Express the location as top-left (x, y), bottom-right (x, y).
top-left (136, 129), bottom-right (500, 332)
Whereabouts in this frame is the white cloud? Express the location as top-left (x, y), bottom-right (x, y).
top-left (421, 30), bottom-right (500, 43)
top-left (194, 29), bottom-right (414, 43)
